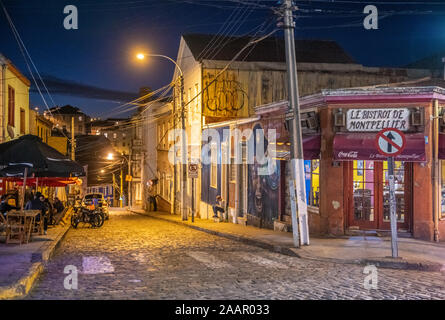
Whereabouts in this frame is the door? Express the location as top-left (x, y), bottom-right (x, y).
top-left (348, 160), bottom-right (411, 231)
top-left (380, 161), bottom-right (411, 231)
top-left (349, 160), bottom-right (378, 229)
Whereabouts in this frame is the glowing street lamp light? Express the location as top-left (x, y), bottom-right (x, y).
top-left (100, 169), bottom-right (105, 174)
top-left (136, 53), bottom-right (145, 60)
top-left (106, 153), bottom-right (114, 160)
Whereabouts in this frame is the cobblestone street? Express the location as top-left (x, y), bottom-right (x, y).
top-left (27, 210), bottom-right (445, 300)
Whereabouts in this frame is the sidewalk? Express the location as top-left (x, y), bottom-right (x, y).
top-left (132, 209), bottom-right (445, 272)
top-left (0, 222), bottom-right (71, 299)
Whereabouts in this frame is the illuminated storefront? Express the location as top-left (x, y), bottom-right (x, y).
top-left (300, 86), bottom-right (445, 241)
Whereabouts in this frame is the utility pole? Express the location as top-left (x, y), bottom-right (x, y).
top-left (179, 75), bottom-right (187, 221)
top-left (71, 117), bottom-right (75, 161)
top-left (281, 0), bottom-right (309, 246)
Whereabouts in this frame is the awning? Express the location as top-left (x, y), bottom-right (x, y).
top-left (274, 134), bottom-right (321, 160)
top-left (8, 177), bottom-right (79, 187)
top-left (333, 132), bottom-right (426, 162)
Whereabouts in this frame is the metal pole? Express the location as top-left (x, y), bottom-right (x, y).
top-left (21, 167), bottom-right (28, 210)
top-left (112, 173), bottom-right (116, 207)
top-left (71, 117), bottom-right (75, 161)
top-left (127, 155), bottom-right (131, 208)
top-left (191, 177), bottom-right (195, 223)
top-left (120, 168), bottom-right (123, 208)
top-left (282, 0), bottom-right (309, 246)
top-left (179, 75), bottom-right (188, 221)
top-left (388, 157), bottom-right (398, 258)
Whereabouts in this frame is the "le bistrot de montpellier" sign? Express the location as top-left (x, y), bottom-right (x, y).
top-left (346, 108), bottom-right (410, 132)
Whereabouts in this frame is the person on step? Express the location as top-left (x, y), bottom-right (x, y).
top-left (212, 195), bottom-right (225, 220)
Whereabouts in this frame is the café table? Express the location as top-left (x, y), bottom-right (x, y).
top-left (6, 210), bottom-right (40, 244)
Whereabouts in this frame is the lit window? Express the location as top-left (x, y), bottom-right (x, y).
top-left (79, 116), bottom-right (83, 121)
top-left (304, 159), bottom-right (320, 208)
top-left (113, 133), bottom-right (117, 139)
top-left (104, 133), bottom-right (108, 138)
top-left (440, 161), bottom-right (445, 218)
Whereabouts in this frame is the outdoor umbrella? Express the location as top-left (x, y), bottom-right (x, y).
top-left (0, 135), bottom-right (85, 178)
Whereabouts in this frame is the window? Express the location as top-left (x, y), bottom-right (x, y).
top-left (304, 159), bottom-right (320, 207)
top-left (160, 172), bottom-right (164, 197)
top-left (8, 86), bottom-right (15, 127)
top-left (113, 133), bottom-right (117, 139)
top-left (441, 160), bottom-right (445, 218)
top-left (210, 143), bottom-right (217, 188)
top-left (122, 133), bottom-right (126, 138)
top-left (195, 84), bottom-right (199, 109)
top-left (20, 109), bottom-right (25, 134)
top-left (104, 132), bottom-right (108, 138)
top-left (79, 116), bottom-right (83, 121)
top-left (230, 157), bottom-right (236, 182)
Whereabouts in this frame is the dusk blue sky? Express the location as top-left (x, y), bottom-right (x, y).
top-left (1, 0), bottom-right (445, 118)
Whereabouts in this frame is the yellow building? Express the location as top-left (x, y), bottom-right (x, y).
top-left (0, 54), bottom-right (31, 142)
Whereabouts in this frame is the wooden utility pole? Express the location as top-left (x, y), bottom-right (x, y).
top-left (282, 0), bottom-right (309, 246)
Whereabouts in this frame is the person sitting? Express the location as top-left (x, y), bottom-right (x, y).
top-left (53, 197), bottom-right (65, 214)
top-left (212, 195), bottom-right (225, 220)
top-left (25, 192), bottom-right (47, 235)
top-left (0, 195), bottom-right (19, 218)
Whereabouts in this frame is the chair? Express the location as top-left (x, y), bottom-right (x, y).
top-left (5, 212), bottom-right (25, 244)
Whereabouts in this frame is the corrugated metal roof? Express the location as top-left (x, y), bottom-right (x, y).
top-left (182, 34), bottom-right (356, 64)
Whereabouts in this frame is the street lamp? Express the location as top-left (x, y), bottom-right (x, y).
top-left (135, 52), bottom-right (187, 220)
top-left (106, 153), bottom-right (114, 160)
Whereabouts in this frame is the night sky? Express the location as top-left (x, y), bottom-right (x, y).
top-left (1, 0), bottom-right (445, 118)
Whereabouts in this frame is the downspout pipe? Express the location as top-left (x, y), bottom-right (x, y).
top-left (433, 99), bottom-right (440, 242)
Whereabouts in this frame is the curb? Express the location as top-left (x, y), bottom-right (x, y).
top-left (0, 223), bottom-right (71, 300)
top-left (132, 210), bottom-right (444, 272)
top-left (293, 249), bottom-right (444, 272)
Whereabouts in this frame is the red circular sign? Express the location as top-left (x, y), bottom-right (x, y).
top-left (375, 128), bottom-right (406, 157)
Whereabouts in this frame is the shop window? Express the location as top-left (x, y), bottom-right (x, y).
top-left (441, 161), bottom-right (445, 218)
top-left (210, 143), bottom-right (217, 188)
top-left (304, 159), bottom-right (320, 207)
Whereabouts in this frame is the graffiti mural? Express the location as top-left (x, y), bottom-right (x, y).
top-left (202, 70), bottom-right (249, 118)
top-left (247, 123), bottom-right (280, 228)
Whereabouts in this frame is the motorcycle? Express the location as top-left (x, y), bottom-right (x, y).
top-left (71, 204), bottom-right (104, 229)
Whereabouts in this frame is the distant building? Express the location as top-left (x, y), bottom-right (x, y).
top-left (0, 54), bottom-right (31, 142)
top-left (44, 105), bottom-right (91, 135)
top-left (91, 118), bottom-right (132, 156)
top-left (29, 108), bottom-right (69, 155)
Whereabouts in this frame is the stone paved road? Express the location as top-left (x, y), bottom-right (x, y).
top-left (27, 210), bottom-right (445, 300)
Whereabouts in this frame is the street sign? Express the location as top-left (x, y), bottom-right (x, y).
top-left (188, 163), bottom-right (199, 179)
top-left (375, 128), bottom-right (406, 157)
top-left (376, 128), bottom-right (403, 258)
